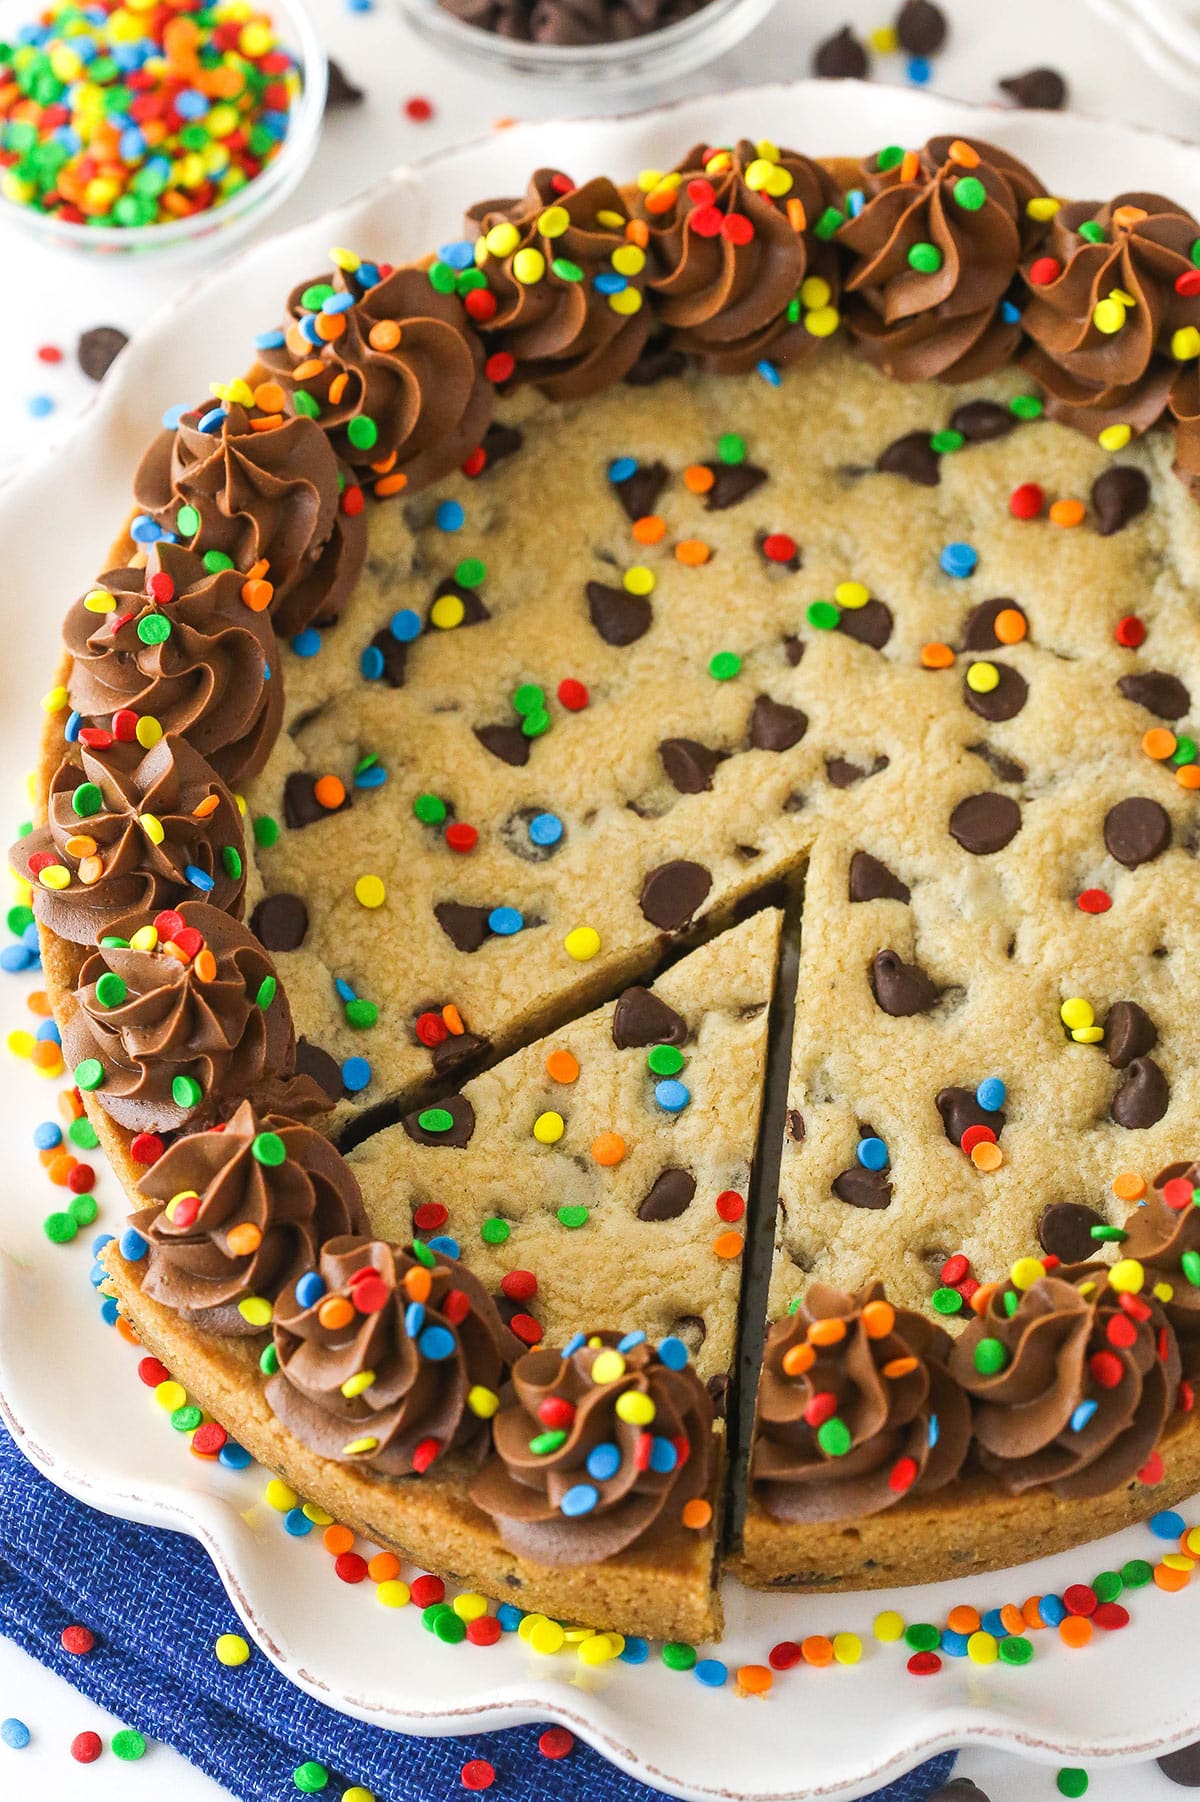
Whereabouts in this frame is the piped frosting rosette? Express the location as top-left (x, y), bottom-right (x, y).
top-left (1122, 1160), bottom-right (1200, 1383)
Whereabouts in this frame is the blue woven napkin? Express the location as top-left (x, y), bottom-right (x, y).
top-left (0, 1421), bottom-right (956, 1802)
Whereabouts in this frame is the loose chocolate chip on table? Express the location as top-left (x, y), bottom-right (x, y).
top-left (949, 792), bottom-right (1022, 855)
top-left (813, 23), bottom-right (869, 77)
top-left (325, 57), bottom-right (365, 106)
top-left (1104, 796), bottom-right (1171, 869)
top-left (586, 580), bottom-right (652, 645)
top-left (612, 986), bottom-right (688, 1048)
top-left (962, 597), bottom-right (1026, 650)
top-left (434, 901), bottom-right (493, 953)
top-left (999, 65), bottom-right (1067, 108)
top-left (963, 662), bottom-right (1028, 723)
top-left (869, 949), bottom-right (940, 1017)
top-left (950, 400), bottom-right (1015, 443)
top-left (638, 1167), bottom-right (697, 1221)
top-left (895, 0), bottom-right (947, 54)
top-left (1117, 670), bottom-right (1190, 719)
top-left (838, 598), bottom-right (893, 650)
top-left (876, 431), bottom-right (940, 487)
top-left (937, 1086), bottom-right (1006, 1146)
top-left (1111, 1055), bottom-right (1170, 1129)
top-left (1092, 465), bottom-right (1150, 535)
top-left (832, 1164), bottom-right (893, 1208)
top-left (849, 850), bottom-right (910, 903)
top-left (295, 1037), bottom-right (344, 1101)
top-left (1158, 1743), bottom-right (1200, 1787)
top-left (402, 1093), bottom-right (476, 1148)
top-left (749, 694), bottom-right (807, 751)
top-left (78, 325), bottom-right (129, 381)
top-left (1039, 1201), bottom-right (1107, 1264)
top-left (659, 738), bottom-right (728, 793)
top-left (639, 859), bottom-right (713, 931)
top-left (475, 723), bottom-right (531, 767)
top-left (826, 755), bottom-right (889, 788)
top-left (612, 459), bottom-right (668, 522)
top-left (702, 462), bottom-right (767, 510)
top-left (1106, 999), bottom-right (1158, 1069)
top-left (250, 893), bottom-right (308, 952)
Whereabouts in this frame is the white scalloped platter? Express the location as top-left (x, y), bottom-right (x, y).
top-left (5, 81), bottom-right (1200, 1802)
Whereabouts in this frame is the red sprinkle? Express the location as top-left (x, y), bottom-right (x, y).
top-left (461, 446), bottom-right (487, 476)
top-left (941, 1253), bottom-right (970, 1286)
top-left (761, 532), bottom-right (798, 564)
top-left (1106, 1314), bottom-right (1138, 1349)
top-left (36, 344), bottom-right (63, 363)
top-left (537, 1397), bottom-right (576, 1429)
top-left (907, 1651), bottom-right (941, 1676)
top-left (1093, 1602), bottom-right (1130, 1630)
top-left (1177, 269), bottom-right (1200, 297)
top-left (538, 1728), bottom-right (574, 1759)
top-left (334, 1552), bottom-right (369, 1584)
top-left (1139, 1450), bottom-right (1166, 1485)
top-left (509, 1312), bottom-right (543, 1346)
top-left (415, 1011), bottom-right (449, 1047)
top-left (137, 1356), bottom-right (170, 1387)
top-left (404, 95), bottom-right (434, 122)
top-left (66, 1162), bottom-right (95, 1193)
top-left (715, 1189), bottom-right (745, 1222)
top-left (1029, 255), bottom-right (1062, 286)
top-left (461, 1760), bottom-right (495, 1791)
top-left (803, 1392), bottom-right (838, 1428)
top-left (411, 1574), bottom-right (445, 1608)
top-left (1077, 889), bottom-right (1112, 914)
top-left (768, 1639), bottom-right (803, 1670)
top-left (500, 1268), bottom-right (537, 1302)
top-left (722, 212), bottom-right (754, 246)
top-left (1164, 1177), bottom-right (1195, 1210)
top-left (464, 289), bottom-right (497, 325)
top-left (1009, 481), bottom-right (1044, 519)
top-left (467, 1615), bottom-right (502, 1646)
top-left (889, 1455), bottom-right (918, 1492)
top-left (484, 350), bottom-right (515, 384)
top-left (190, 1421), bottom-right (227, 1457)
top-left (445, 823), bottom-right (478, 854)
top-left (1115, 614), bottom-right (1146, 647)
top-left (1064, 1583), bottom-right (1097, 1617)
top-left (61, 1625), bottom-right (95, 1656)
top-left (1090, 1350), bottom-right (1124, 1389)
top-left (71, 1732), bottom-right (103, 1764)
top-left (959, 1124), bottom-right (997, 1156)
top-left (341, 484), bottom-right (365, 518)
top-left (413, 1201), bottom-right (449, 1232)
top-left (557, 677), bottom-right (589, 711)
top-left (352, 1276), bottom-right (391, 1315)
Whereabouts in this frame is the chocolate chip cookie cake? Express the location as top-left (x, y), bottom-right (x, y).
top-left (21, 128), bottom-right (1200, 1641)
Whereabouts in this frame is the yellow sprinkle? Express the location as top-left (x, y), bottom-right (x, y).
top-left (1026, 195), bottom-right (1062, 222)
top-left (577, 1632), bottom-right (619, 1664)
top-left (355, 874), bottom-right (386, 909)
top-left (832, 1632), bottom-right (862, 1665)
top-left (237, 1296), bottom-right (272, 1327)
top-left (484, 222), bottom-right (520, 259)
top-left (564, 925), bottom-right (600, 961)
top-left (595, 209), bottom-right (626, 229)
top-left (614, 1390), bottom-right (656, 1426)
top-left (517, 1612), bottom-right (547, 1644)
top-left (6, 1030), bottom-right (34, 1059)
top-left (41, 686), bottom-right (69, 714)
top-left (623, 565), bottom-right (654, 596)
top-left (590, 1350), bottom-right (626, 1385)
top-left (38, 864), bottom-right (70, 891)
top-left (341, 1369), bottom-right (376, 1398)
top-left (804, 305), bottom-right (840, 338)
top-left (376, 1580), bottom-right (410, 1608)
top-left (967, 1631), bottom-right (998, 1665)
top-left (135, 715), bottom-right (163, 749)
top-left (429, 593), bottom-right (464, 630)
top-left (452, 1591), bottom-right (489, 1621)
top-left (532, 1110), bottom-right (565, 1144)
top-left (608, 287), bottom-right (643, 317)
top-left (536, 205), bottom-right (570, 237)
top-left (1098, 423), bottom-right (1132, 451)
top-left (129, 924), bottom-right (158, 951)
top-left (139, 812), bottom-right (165, 845)
top-left (873, 1610), bottom-right (905, 1643)
top-left (1071, 1026), bottom-right (1105, 1044)
top-left (966, 661), bottom-right (999, 693)
top-left (83, 588), bottom-right (115, 613)
top-left (799, 274), bottom-right (831, 310)
top-left (834, 580), bottom-right (869, 610)
top-left (1108, 1258), bottom-right (1145, 1293)
top-left (1173, 326), bottom-right (1200, 361)
top-left (1163, 1552), bottom-right (1195, 1572)
top-left (341, 1435), bottom-right (379, 1456)
top-left (467, 1385), bottom-right (499, 1419)
top-left (611, 243), bottom-right (645, 276)
top-left (512, 247), bottom-right (545, 285)
top-left (1060, 997), bottom-right (1095, 1031)
top-left (155, 1380), bottom-right (187, 1412)
top-left (302, 1503), bottom-right (333, 1525)
top-left (868, 23), bottom-right (898, 49)
top-left (1010, 1257), bottom-right (1046, 1291)
top-left (1092, 297), bottom-right (1126, 335)
top-left (215, 1633), bottom-right (250, 1666)
top-left (329, 246), bottom-right (360, 271)
top-left (1154, 1280), bottom-right (1175, 1303)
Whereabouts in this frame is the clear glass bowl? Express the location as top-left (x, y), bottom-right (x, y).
top-left (396, 0), bottom-right (776, 94)
top-left (0, 0), bottom-right (327, 258)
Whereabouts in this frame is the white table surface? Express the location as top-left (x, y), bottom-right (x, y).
top-left (3, 0), bottom-right (1200, 1796)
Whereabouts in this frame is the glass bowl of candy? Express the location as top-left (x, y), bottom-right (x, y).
top-left (395, 0), bottom-right (776, 93)
top-left (0, 0), bottom-right (327, 257)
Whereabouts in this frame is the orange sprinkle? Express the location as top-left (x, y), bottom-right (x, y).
top-left (1177, 764), bottom-right (1200, 789)
top-left (313, 774), bottom-right (346, 811)
top-left (375, 474), bottom-right (408, 498)
top-left (241, 578), bottom-right (273, 613)
top-left (970, 1280), bottom-right (1004, 1315)
top-left (675, 539), bottom-right (710, 567)
top-left (786, 196), bottom-right (807, 232)
top-left (323, 1523), bottom-right (355, 1557)
top-left (807, 1317), bottom-right (847, 1348)
top-left (1143, 727), bottom-right (1177, 761)
top-left (713, 1230), bottom-right (744, 1260)
top-left (681, 1497), bottom-right (713, 1530)
top-left (920, 642), bottom-right (955, 670)
top-left (632, 515), bottom-right (666, 545)
top-left (64, 832), bottom-right (97, 857)
top-left (28, 991), bottom-right (52, 1018)
top-left (370, 450), bottom-right (398, 475)
top-left (736, 1664), bottom-right (773, 1695)
top-left (226, 1223), bottom-right (263, 1258)
top-left (1182, 1527), bottom-right (1200, 1558)
top-left (625, 217), bottom-right (649, 248)
top-left (861, 1299), bottom-right (895, 1340)
top-left (947, 1605), bottom-right (981, 1635)
top-left (48, 1152), bottom-right (76, 1186)
top-left (293, 357), bottom-right (324, 381)
top-left (782, 1342), bottom-right (816, 1377)
top-left (545, 1048), bottom-right (580, 1084)
top-left (899, 150), bottom-right (920, 183)
top-left (368, 320), bottom-right (402, 352)
top-left (644, 186), bottom-right (676, 216)
top-left (591, 1131), bottom-right (626, 1167)
top-left (947, 139), bottom-right (980, 168)
top-left (37, 1148), bottom-right (57, 1169)
top-left (368, 1551), bottom-right (401, 1582)
top-left (29, 1042), bottom-right (63, 1072)
top-left (1113, 203), bottom-right (1149, 229)
top-left (115, 1314), bottom-right (141, 1347)
top-left (1049, 497), bottom-right (1086, 528)
top-left (193, 948), bottom-right (217, 983)
top-left (442, 1004), bottom-right (464, 1035)
top-left (328, 371), bottom-right (350, 405)
top-left (1059, 1615), bottom-right (1093, 1647)
top-left (971, 1140), bottom-right (1003, 1172)
top-left (162, 940), bottom-right (191, 967)
top-left (1022, 1595), bottom-right (1046, 1630)
top-left (1000, 1603), bottom-right (1025, 1636)
top-left (993, 607), bottom-right (1027, 644)
top-left (801, 1635), bottom-right (833, 1668)
top-left (1113, 1171), bottom-right (1146, 1202)
top-left (192, 794), bottom-right (220, 819)
top-left (78, 854), bottom-right (104, 885)
top-left (249, 412), bottom-right (284, 434)
top-left (404, 1265), bottom-right (433, 1304)
top-left (317, 1296), bottom-right (355, 1330)
top-left (246, 557), bottom-right (270, 581)
top-left (683, 463), bottom-right (715, 494)
top-left (1155, 1560), bottom-right (1193, 1592)
top-left (881, 1355), bottom-right (919, 1379)
top-left (57, 1085), bottom-right (83, 1119)
top-left (314, 312), bottom-right (346, 343)
top-left (252, 381), bottom-right (286, 414)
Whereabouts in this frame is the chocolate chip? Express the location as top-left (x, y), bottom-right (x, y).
top-left (1039, 1201), bottom-right (1106, 1265)
top-left (706, 1371), bottom-right (730, 1417)
top-left (1092, 465), bottom-right (1150, 536)
top-left (949, 792), bottom-right (1022, 855)
top-left (432, 1030), bottom-right (489, 1078)
top-left (838, 598), bottom-right (893, 649)
top-left (624, 335), bottom-right (687, 386)
top-left (895, 0), bottom-right (946, 52)
top-left (250, 893), bottom-right (308, 952)
top-left (325, 56), bottom-right (365, 106)
top-left (366, 628), bottom-right (408, 687)
top-left (479, 421), bottom-right (524, 470)
top-left (1117, 670), bottom-right (1190, 719)
top-left (869, 949), bottom-right (940, 1016)
top-left (77, 325), bottom-right (129, 382)
top-left (999, 65), bottom-right (1067, 108)
top-left (1112, 1055), bottom-right (1169, 1129)
top-left (638, 1168), bottom-right (697, 1221)
top-left (826, 754), bottom-right (889, 788)
top-left (964, 662), bottom-right (1028, 722)
top-left (402, 1093), bottom-right (476, 1148)
top-left (1104, 796), bottom-right (1171, 868)
top-left (659, 738), bottom-right (727, 793)
top-left (703, 462), bottom-right (767, 509)
top-left (612, 986), bottom-right (688, 1049)
top-left (612, 459), bottom-right (668, 522)
top-left (1158, 1743), bottom-right (1200, 1787)
top-left (586, 580), bottom-right (652, 645)
top-left (283, 771), bottom-right (350, 830)
top-left (876, 431), bottom-right (940, 487)
top-left (937, 1085), bottom-right (1006, 1147)
top-left (429, 576), bottom-right (488, 628)
top-left (950, 400), bottom-right (1015, 444)
top-left (749, 694), bottom-right (807, 751)
top-left (294, 1036), bottom-right (343, 1101)
top-left (1106, 999), bottom-right (1158, 1070)
top-left (962, 597), bottom-right (1026, 650)
top-left (813, 23), bottom-right (868, 76)
top-left (784, 635), bottom-right (804, 667)
top-left (966, 741), bottom-right (1026, 783)
top-left (434, 901), bottom-right (493, 953)
top-left (849, 850), bottom-right (910, 903)
top-left (475, 723), bottom-right (531, 767)
top-left (832, 1165), bottom-right (892, 1208)
top-left (639, 859), bottom-right (712, 931)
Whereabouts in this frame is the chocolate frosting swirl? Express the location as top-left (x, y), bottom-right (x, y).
top-left (950, 1262), bottom-right (1181, 1499)
top-left (632, 139), bottom-right (842, 374)
top-left (1123, 1160), bottom-right (1200, 1381)
top-left (838, 136), bottom-right (1046, 381)
top-left (62, 545), bottom-right (282, 788)
top-left (467, 169), bottom-right (652, 399)
top-left (751, 1280), bottom-right (969, 1523)
top-left (130, 1100), bottom-right (369, 1335)
top-left (12, 735), bottom-right (244, 946)
top-left (1020, 193), bottom-right (1200, 434)
top-left (259, 263), bottom-right (492, 488)
top-left (266, 1236), bottom-right (521, 1473)
top-left (133, 398), bottom-right (366, 639)
top-left (61, 900), bottom-right (318, 1133)
top-left (469, 1332), bottom-right (714, 1564)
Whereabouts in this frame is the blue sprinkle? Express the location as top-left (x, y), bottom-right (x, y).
top-left (65, 709), bottom-right (82, 742)
top-left (1000, 299), bottom-right (1021, 324)
top-left (621, 1636), bottom-right (649, 1664)
top-left (25, 925), bottom-right (43, 954)
top-left (299, 316), bottom-right (323, 345)
top-left (100, 1295), bottom-right (120, 1326)
top-left (586, 1441), bottom-right (621, 1481)
top-left (981, 1608), bottom-right (1008, 1638)
top-left (346, 0), bottom-right (374, 15)
top-left (92, 1233), bottom-right (114, 1256)
top-left (119, 1228), bottom-right (148, 1262)
top-left (1039, 1593), bottom-right (1066, 1627)
top-left (355, 763), bottom-right (387, 789)
top-left (357, 262), bottom-right (381, 288)
top-left (360, 645), bottom-right (385, 680)
top-left (847, 187), bottom-right (865, 217)
top-left (284, 1507), bottom-right (313, 1537)
top-left (175, 87), bottom-right (208, 118)
top-left (1, 944), bottom-right (35, 972)
top-left (219, 1441), bottom-right (252, 1471)
top-left (197, 405), bottom-right (227, 434)
top-left (35, 1019), bottom-right (60, 1043)
top-left (560, 1482), bottom-right (599, 1518)
top-left (529, 812), bottom-right (563, 847)
top-left (438, 239), bottom-right (475, 270)
top-left (939, 541), bottom-right (978, 579)
top-left (291, 627), bottom-right (322, 658)
top-left (341, 1055), bottom-right (371, 1093)
top-left (253, 329), bottom-right (287, 351)
top-left (928, 1412), bottom-right (939, 1448)
top-left (561, 1331), bottom-right (586, 1360)
top-left (435, 500), bottom-right (465, 532)
top-left (1, 1718), bottom-right (31, 1750)
top-left (496, 1603), bottom-right (523, 1631)
top-left (856, 1135), bottom-right (888, 1170)
top-left (334, 978), bottom-right (357, 1003)
top-left (322, 292), bottom-right (355, 314)
top-left (654, 1079), bottom-right (690, 1113)
top-left (608, 456), bottom-right (637, 484)
top-left (405, 1301), bottom-right (426, 1337)
top-left (976, 1077), bottom-right (1006, 1112)
top-left (593, 271), bottom-right (626, 295)
top-left (941, 1630), bottom-right (969, 1658)
top-left (694, 1658), bottom-right (727, 1687)
top-left (130, 514), bottom-right (168, 544)
top-left (419, 1324), bottom-right (457, 1362)
top-left (90, 1261), bottom-right (108, 1288)
top-left (488, 906), bottom-right (523, 936)
top-left (185, 864), bottom-right (215, 892)
top-left (34, 1121), bottom-right (62, 1150)
top-left (26, 394), bottom-right (55, 419)
top-left (391, 608), bottom-right (422, 642)
top-left (616, 1329), bottom-right (647, 1353)
top-left (757, 359), bottom-right (781, 387)
top-left (1070, 1399), bottom-right (1098, 1433)
top-left (907, 54), bottom-right (931, 83)
top-left (1151, 1509), bottom-right (1186, 1540)
top-left (648, 1436), bottom-right (677, 1474)
top-left (426, 1234), bottom-right (460, 1260)
top-left (657, 1335), bottom-right (688, 1370)
top-left (294, 1270), bottom-right (325, 1309)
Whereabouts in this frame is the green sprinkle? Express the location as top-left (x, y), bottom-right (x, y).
top-left (1078, 220), bottom-right (1107, 244)
top-left (931, 1286), bottom-right (963, 1315)
top-left (346, 415), bottom-right (378, 451)
top-left (907, 241), bottom-right (943, 274)
top-left (176, 503), bottom-right (201, 537)
top-left (259, 1344), bottom-right (279, 1377)
top-left (521, 708), bottom-right (551, 737)
top-left (74, 1058), bottom-right (104, 1092)
top-left (69, 1193), bottom-right (98, 1226)
top-left (1090, 1223), bottom-right (1126, 1243)
top-left (512, 683), bottom-right (545, 716)
top-left (68, 1116), bottom-right (99, 1149)
top-left (974, 1336), bottom-right (1009, 1375)
top-left (953, 175), bottom-right (986, 212)
top-left (814, 204), bottom-right (844, 240)
top-left (806, 600), bottom-right (840, 631)
top-left (292, 1760), bottom-right (330, 1794)
top-left (111, 1730), bottom-right (147, 1762)
top-left (557, 1204), bottom-right (589, 1230)
top-left (300, 283), bottom-right (335, 311)
top-left (1056, 1771), bottom-right (1088, 1799)
top-left (455, 268), bottom-right (487, 294)
top-left (816, 1417), bottom-right (852, 1457)
top-left (253, 814), bottom-right (280, 849)
top-left (1091, 1569), bottom-right (1123, 1603)
top-left (904, 1622), bottom-right (941, 1652)
top-left (1121, 1557), bottom-right (1154, 1588)
top-left (172, 1074), bottom-right (203, 1109)
top-left (421, 1603), bottom-right (453, 1633)
top-left (252, 1131), bottom-right (287, 1167)
top-left (95, 971), bottom-right (127, 1009)
top-left (456, 557), bottom-right (487, 588)
top-left (292, 390), bottom-right (320, 421)
top-left (481, 1217), bottom-right (510, 1245)
top-left (6, 904), bottom-right (34, 934)
top-left (529, 1429), bottom-right (568, 1455)
top-left (433, 1610), bottom-right (466, 1644)
top-left (716, 433), bottom-right (745, 465)
top-left (417, 1107), bottom-right (454, 1135)
top-left (255, 976), bottom-right (277, 1010)
top-left (1192, 237), bottom-right (1200, 269)
top-left (71, 782), bottom-right (103, 818)
top-left (413, 792), bottom-right (447, 825)
top-left (427, 260), bottom-right (456, 294)
top-left (998, 1635), bottom-right (1033, 1666)
top-left (44, 1211), bottom-right (78, 1244)
top-left (708, 650), bottom-right (742, 681)
top-left (1002, 1287), bottom-right (1020, 1316)
top-left (1009, 394), bottom-right (1043, 419)
top-left (171, 1404), bottom-right (203, 1433)
top-left (345, 998), bottom-right (378, 1029)
top-left (1183, 1248), bottom-right (1200, 1288)
top-left (202, 550), bottom-right (235, 574)
top-left (411, 1238), bottom-right (437, 1267)
top-left (551, 255), bottom-right (584, 282)
top-left (661, 1642), bottom-right (696, 1671)
top-left (1172, 735), bottom-right (1197, 766)
top-left (222, 845), bottom-right (243, 880)
top-left (929, 429), bottom-right (964, 454)
top-left (647, 1045), bottom-right (684, 1076)
top-left (876, 144), bottom-right (905, 170)
top-left (136, 614), bottom-right (172, 646)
